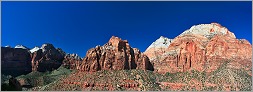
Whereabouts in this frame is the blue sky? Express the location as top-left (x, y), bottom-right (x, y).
top-left (2, 1), bottom-right (252, 57)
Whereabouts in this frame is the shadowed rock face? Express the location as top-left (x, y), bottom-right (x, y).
top-left (146, 23), bottom-right (252, 74)
top-left (1, 44), bottom-right (67, 76)
top-left (79, 36), bottom-right (154, 72)
top-left (31, 43), bottom-right (65, 72)
top-left (1, 47), bottom-right (32, 77)
top-left (1, 77), bottom-right (22, 91)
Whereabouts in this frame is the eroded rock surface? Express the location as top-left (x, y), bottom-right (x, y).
top-left (62, 53), bottom-right (82, 70)
top-left (144, 36), bottom-right (173, 60)
top-left (145, 23), bottom-right (252, 74)
top-left (31, 43), bottom-right (65, 72)
top-left (79, 36), bottom-right (154, 72)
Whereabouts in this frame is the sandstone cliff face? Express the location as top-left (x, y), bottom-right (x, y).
top-left (144, 36), bottom-right (173, 60)
top-left (31, 44), bottom-right (65, 72)
top-left (146, 23), bottom-right (252, 74)
top-left (205, 35), bottom-right (252, 72)
top-left (79, 36), bottom-right (154, 72)
top-left (62, 53), bottom-right (82, 70)
top-left (206, 35), bottom-right (252, 60)
top-left (1, 47), bottom-right (32, 77)
top-left (154, 35), bottom-right (208, 73)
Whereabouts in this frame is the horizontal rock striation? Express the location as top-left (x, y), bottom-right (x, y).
top-left (145, 23), bottom-right (252, 74)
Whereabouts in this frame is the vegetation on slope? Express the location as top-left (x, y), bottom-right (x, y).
top-left (2, 59), bottom-right (251, 91)
top-left (15, 65), bottom-right (74, 91)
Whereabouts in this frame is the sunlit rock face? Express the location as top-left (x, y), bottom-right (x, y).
top-left (62, 53), bottom-right (82, 70)
top-left (31, 43), bottom-right (65, 72)
top-left (144, 36), bottom-right (173, 60)
top-left (79, 36), bottom-right (154, 72)
top-left (145, 23), bottom-right (252, 74)
top-left (178, 23), bottom-right (236, 39)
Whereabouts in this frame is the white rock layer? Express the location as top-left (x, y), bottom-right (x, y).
top-left (146, 36), bottom-right (173, 51)
top-left (179, 23), bottom-right (236, 39)
top-left (14, 45), bottom-right (28, 49)
top-left (30, 46), bottom-right (40, 53)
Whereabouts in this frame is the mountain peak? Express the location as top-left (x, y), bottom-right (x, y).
top-left (41, 43), bottom-right (55, 53)
top-left (144, 36), bottom-right (173, 59)
top-left (109, 36), bottom-right (128, 43)
top-left (14, 45), bottom-right (29, 49)
top-left (179, 23), bottom-right (236, 39)
top-left (146, 36), bottom-right (172, 51)
top-left (4, 45), bottom-right (11, 48)
top-left (159, 36), bottom-right (165, 38)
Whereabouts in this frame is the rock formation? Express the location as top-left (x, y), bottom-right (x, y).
top-left (79, 36), bottom-right (154, 72)
top-left (62, 53), bottom-right (82, 69)
top-left (178, 23), bottom-right (236, 39)
top-left (30, 43), bottom-right (65, 72)
top-left (1, 47), bottom-right (32, 77)
top-left (205, 34), bottom-right (252, 72)
top-left (14, 45), bottom-right (30, 49)
top-left (145, 23), bottom-right (252, 74)
top-left (29, 46), bottom-right (40, 53)
top-left (154, 34), bottom-right (208, 73)
top-left (144, 36), bottom-right (173, 60)
top-left (2, 22), bottom-right (251, 91)
top-left (2, 44), bottom-right (67, 75)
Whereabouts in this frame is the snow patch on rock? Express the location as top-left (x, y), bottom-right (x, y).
top-left (30, 46), bottom-right (40, 53)
top-left (5, 45), bottom-right (11, 48)
top-left (14, 45), bottom-right (28, 49)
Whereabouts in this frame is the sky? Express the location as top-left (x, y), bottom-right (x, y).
top-left (1, 1), bottom-right (252, 57)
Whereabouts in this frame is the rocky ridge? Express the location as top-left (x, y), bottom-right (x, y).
top-left (78, 36), bottom-right (154, 72)
top-left (30, 43), bottom-right (65, 72)
top-left (2, 37), bottom-right (154, 76)
top-left (178, 23), bottom-right (236, 39)
top-left (1, 23), bottom-right (252, 91)
top-left (1, 47), bottom-right (32, 77)
top-left (62, 53), bottom-right (82, 70)
top-left (14, 45), bottom-right (30, 50)
top-left (144, 23), bottom-right (252, 74)
top-left (144, 36), bottom-right (173, 59)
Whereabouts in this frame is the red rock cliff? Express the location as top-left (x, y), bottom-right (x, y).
top-left (147, 23), bottom-right (252, 74)
top-left (79, 36), bottom-right (154, 72)
top-left (31, 43), bottom-right (65, 72)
